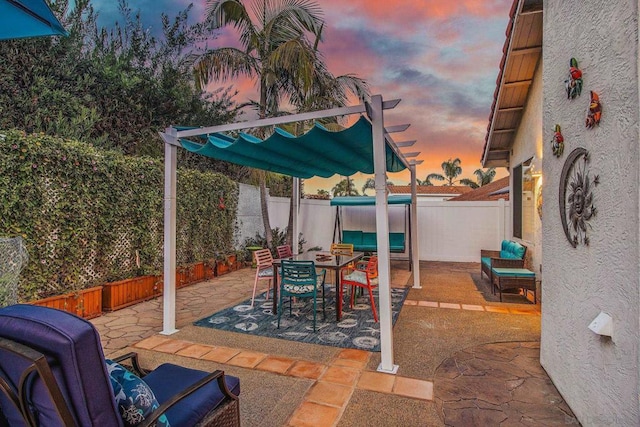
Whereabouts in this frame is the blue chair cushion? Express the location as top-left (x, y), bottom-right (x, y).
top-left (144, 364), bottom-right (239, 427)
top-left (481, 257), bottom-right (491, 268)
top-left (499, 241), bottom-right (526, 259)
top-left (106, 359), bottom-right (170, 427)
top-left (492, 268), bottom-right (535, 277)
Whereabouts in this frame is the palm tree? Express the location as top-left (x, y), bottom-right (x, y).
top-left (332, 178), bottom-right (359, 197)
top-left (460, 168), bottom-right (497, 189)
top-left (425, 158), bottom-right (463, 186)
top-left (194, 0), bottom-right (324, 249)
top-left (362, 178), bottom-right (375, 195)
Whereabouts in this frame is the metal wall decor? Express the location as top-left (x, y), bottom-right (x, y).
top-left (565, 58), bottom-right (583, 99)
top-left (551, 124), bottom-right (564, 157)
top-left (585, 91), bottom-right (602, 128)
top-left (559, 147), bottom-right (599, 247)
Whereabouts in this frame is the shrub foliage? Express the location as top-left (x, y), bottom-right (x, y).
top-left (0, 130), bottom-right (238, 300)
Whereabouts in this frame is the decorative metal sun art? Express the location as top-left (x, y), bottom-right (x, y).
top-left (559, 148), bottom-right (599, 247)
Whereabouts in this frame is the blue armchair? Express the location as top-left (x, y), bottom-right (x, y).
top-left (0, 304), bottom-right (240, 427)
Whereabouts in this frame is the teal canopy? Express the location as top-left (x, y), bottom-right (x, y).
top-left (179, 115), bottom-right (407, 179)
top-left (330, 195), bottom-right (412, 206)
top-left (0, 0), bottom-right (68, 40)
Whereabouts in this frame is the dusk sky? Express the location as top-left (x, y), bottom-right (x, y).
top-left (93, 0), bottom-right (513, 194)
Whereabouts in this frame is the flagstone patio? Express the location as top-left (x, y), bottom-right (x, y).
top-left (92, 261), bottom-right (578, 426)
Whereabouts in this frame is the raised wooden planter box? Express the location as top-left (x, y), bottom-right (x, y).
top-left (102, 275), bottom-right (159, 311)
top-left (216, 260), bottom-right (230, 276)
top-left (31, 286), bottom-right (103, 319)
top-left (176, 262), bottom-right (208, 289)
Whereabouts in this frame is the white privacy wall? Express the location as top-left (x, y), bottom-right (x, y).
top-left (541, 1), bottom-right (640, 424)
top-left (416, 200), bottom-right (511, 262)
top-left (261, 195), bottom-right (511, 262)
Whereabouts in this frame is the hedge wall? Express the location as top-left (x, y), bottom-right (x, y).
top-left (0, 130), bottom-right (238, 300)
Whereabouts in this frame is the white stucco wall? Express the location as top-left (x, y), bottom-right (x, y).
top-left (509, 62), bottom-right (543, 286)
top-left (541, 2), bottom-right (640, 425)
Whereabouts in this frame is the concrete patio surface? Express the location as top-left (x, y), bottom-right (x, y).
top-left (92, 260), bottom-right (579, 426)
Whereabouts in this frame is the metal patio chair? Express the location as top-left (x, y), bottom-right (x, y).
top-left (277, 260), bottom-right (326, 332)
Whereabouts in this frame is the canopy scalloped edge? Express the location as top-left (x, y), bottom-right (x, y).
top-left (179, 115), bottom-right (407, 179)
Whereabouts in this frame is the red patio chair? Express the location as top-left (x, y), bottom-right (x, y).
top-left (339, 255), bottom-right (379, 322)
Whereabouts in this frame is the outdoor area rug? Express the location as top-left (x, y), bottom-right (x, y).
top-left (194, 286), bottom-right (409, 352)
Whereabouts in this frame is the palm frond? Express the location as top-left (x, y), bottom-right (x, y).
top-left (193, 47), bottom-right (258, 90)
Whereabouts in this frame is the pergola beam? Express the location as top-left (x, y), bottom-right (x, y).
top-left (171, 100), bottom-right (401, 139)
top-left (395, 140), bottom-right (417, 147)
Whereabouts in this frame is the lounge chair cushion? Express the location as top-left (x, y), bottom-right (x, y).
top-left (492, 267), bottom-right (535, 277)
top-left (481, 257), bottom-right (491, 268)
top-left (106, 359), bottom-right (170, 427)
top-left (144, 363), bottom-right (240, 427)
top-left (500, 241), bottom-right (526, 259)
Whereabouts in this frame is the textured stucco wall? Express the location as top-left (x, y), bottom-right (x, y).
top-left (541, 1), bottom-right (640, 425)
top-left (510, 63), bottom-right (543, 282)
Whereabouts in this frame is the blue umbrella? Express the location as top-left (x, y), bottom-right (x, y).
top-left (0, 0), bottom-right (68, 40)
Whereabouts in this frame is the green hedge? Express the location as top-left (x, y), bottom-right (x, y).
top-left (0, 130), bottom-right (238, 300)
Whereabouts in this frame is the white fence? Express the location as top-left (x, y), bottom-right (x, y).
top-left (257, 192), bottom-right (511, 262)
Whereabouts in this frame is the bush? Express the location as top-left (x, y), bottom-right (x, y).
top-left (0, 130), bottom-right (238, 300)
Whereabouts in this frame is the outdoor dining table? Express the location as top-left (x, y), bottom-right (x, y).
top-left (272, 251), bottom-right (364, 322)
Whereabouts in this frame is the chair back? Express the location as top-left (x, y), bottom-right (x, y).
top-left (254, 248), bottom-right (273, 268)
top-left (280, 260), bottom-right (317, 289)
top-left (276, 245), bottom-right (293, 259)
top-left (364, 256), bottom-right (378, 279)
top-left (0, 304), bottom-right (121, 426)
top-left (330, 243), bottom-right (354, 256)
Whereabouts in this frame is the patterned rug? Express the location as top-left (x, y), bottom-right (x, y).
top-left (194, 286), bottom-right (409, 352)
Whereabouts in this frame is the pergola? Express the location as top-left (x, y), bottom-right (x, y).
top-left (159, 94), bottom-right (422, 373)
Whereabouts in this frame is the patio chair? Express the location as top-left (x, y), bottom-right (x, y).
top-left (0, 304), bottom-right (240, 427)
top-left (251, 248), bottom-right (274, 307)
top-left (277, 260), bottom-right (326, 332)
top-left (276, 244), bottom-right (293, 259)
top-left (330, 243), bottom-right (354, 256)
top-left (340, 256), bottom-right (379, 322)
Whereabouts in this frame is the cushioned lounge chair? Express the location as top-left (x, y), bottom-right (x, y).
top-left (0, 304), bottom-right (240, 427)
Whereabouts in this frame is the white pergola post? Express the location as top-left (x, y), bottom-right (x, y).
top-left (410, 164), bottom-right (421, 288)
top-left (371, 94), bottom-right (398, 374)
top-left (162, 134), bottom-right (178, 335)
top-left (292, 177), bottom-right (300, 255)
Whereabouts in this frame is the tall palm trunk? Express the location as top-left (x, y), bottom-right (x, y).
top-left (259, 175), bottom-right (273, 249)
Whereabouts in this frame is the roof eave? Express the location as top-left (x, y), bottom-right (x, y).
top-left (482, 0), bottom-right (543, 168)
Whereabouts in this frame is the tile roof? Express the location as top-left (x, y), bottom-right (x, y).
top-left (388, 185), bottom-right (473, 195)
top-left (448, 177), bottom-right (510, 202)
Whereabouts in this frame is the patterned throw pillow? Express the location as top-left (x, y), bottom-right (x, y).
top-left (105, 359), bottom-right (171, 427)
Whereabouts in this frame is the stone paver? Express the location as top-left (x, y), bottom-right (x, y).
top-left (434, 342), bottom-right (579, 425)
